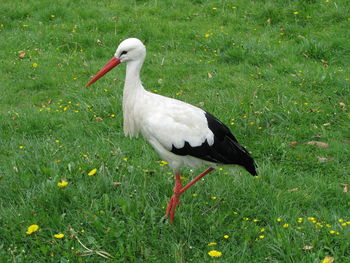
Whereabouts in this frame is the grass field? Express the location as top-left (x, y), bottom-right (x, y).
top-left (1, 0), bottom-right (350, 262)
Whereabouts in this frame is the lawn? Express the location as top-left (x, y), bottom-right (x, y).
top-left (0, 0), bottom-right (349, 262)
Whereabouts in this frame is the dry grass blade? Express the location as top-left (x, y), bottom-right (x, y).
top-left (307, 141), bottom-right (329, 148)
top-left (70, 228), bottom-right (114, 259)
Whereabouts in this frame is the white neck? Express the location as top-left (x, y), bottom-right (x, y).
top-left (122, 59), bottom-right (146, 137)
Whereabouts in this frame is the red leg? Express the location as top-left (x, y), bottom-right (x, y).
top-left (180, 167), bottom-right (214, 194)
top-left (165, 172), bottom-right (182, 222)
top-left (165, 167), bottom-right (214, 222)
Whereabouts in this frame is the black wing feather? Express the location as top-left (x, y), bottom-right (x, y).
top-left (171, 112), bottom-right (257, 176)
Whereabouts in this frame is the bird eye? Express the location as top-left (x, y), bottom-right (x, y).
top-left (120, 51), bottom-right (128, 56)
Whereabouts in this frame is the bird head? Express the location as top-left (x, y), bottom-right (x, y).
top-left (86, 38), bottom-right (146, 87)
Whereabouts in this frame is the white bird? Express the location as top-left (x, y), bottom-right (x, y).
top-left (86, 38), bottom-right (257, 222)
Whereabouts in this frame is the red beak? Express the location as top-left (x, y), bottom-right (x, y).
top-left (86, 57), bottom-right (121, 87)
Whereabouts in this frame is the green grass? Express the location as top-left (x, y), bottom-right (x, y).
top-left (1, 0), bottom-right (350, 262)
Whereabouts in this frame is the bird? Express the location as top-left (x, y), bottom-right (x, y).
top-left (86, 38), bottom-right (257, 222)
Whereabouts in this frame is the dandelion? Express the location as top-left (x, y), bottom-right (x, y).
top-left (122, 157), bottom-right (128, 162)
top-left (232, 6), bottom-right (237, 9)
top-left (243, 217), bottom-right (249, 221)
top-left (51, 14), bottom-right (55, 18)
top-left (192, 193), bottom-right (198, 197)
top-left (259, 235), bottom-right (265, 239)
top-left (208, 250), bottom-right (222, 258)
top-left (54, 233), bottom-right (64, 239)
top-left (297, 218), bottom-right (303, 223)
top-left (88, 168), bottom-right (97, 176)
top-left (223, 235), bottom-right (229, 239)
top-left (110, 114), bottom-right (116, 118)
top-left (293, 11), bottom-right (299, 15)
top-left (57, 180), bottom-right (68, 188)
top-left (32, 63), bottom-right (38, 68)
top-left (283, 223), bottom-right (289, 228)
top-left (322, 256), bottom-right (335, 263)
top-left (253, 219), bottom-right (259, 223)
top-left (19, 145), bottom-right (25, 149)
top-left (159, 160), bottom-right (168, 166)
top-left (276, 218), bottom-right (282, 222)
top-left (208, 242), bottom-right (217, 246)
top-left (26, 224), bottom-right (39, 235)
top-left (260, 228), bottom-right (265, 233)
top-left (212, 7), bottom-right (217, 10)
top-left (232, 211), bottom-right (238, 215)
top-left (329, 230), bottom-right (336, 234)
top-left (338, 219), bottom-right (344, 223)
top-left (211, 196), bottom-right (217, 200)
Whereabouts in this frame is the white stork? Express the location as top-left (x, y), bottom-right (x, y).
top-left (86, 38), bottom-right (257, 222)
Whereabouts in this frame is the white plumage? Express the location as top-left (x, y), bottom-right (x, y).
top-left (86, 38), bottom-right (257, 222)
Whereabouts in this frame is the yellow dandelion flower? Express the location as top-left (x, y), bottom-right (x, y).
top-left (88, 168), bottom-right (97, 176)
top-left (208, 250), bottom-right (222, 258)
top-left (259, 235), bottom-right (265, 239)
top-left (54, 233), bottom-right (64, 239)
top-left (223, 235), bottom-right (229, 239)
top-left (253, 219), bottom-right (259, 223)
top-left (329, 230), bottom-right (336, 234)
top-left (283, 223), bottom-right (289, 228)
top-left (19, 145), bottom-right (25, 149)
top-left (211, 196), bottom-right (217, 200)
top-left (232, 6), bottom-right (237, 9)
top-left (321, 256), bottom-right (335, 263)
top-left (293, 11), bottom-right (299, 15)
top-left (159, 160), bottom-right (168, 166)
top-left (233, 211), bottom-right (238, 215)
top-left (212, 7), bottom-right (217, 10)
top-left (57, 180), bottom-right (68, 188)
top-left (123, 157), bottom-right (128, 162)
top-left (297, 218), bottom-right (303, 223)
top-left (192, 193), bottom-right (198, 197)
top-left (51, 14), bottom-right (55, 18)
top-left (260, 228), bottom-right (265, 233)
top-left (32, 63), bottom-right (38, 68)
top-left (243, 217), bottom-right (249, 221)
top-left (276, 218), bottom-right (282, 222)
top-left (208, 242), bottom-right (217, 246)
top-left (26, 224), bottom-right (39, 235)
top-left (204, 33), bottom-right (210, 38)
top-left (110, 114), bottom-right (116, 118)
top-left (338, 219), bottom-right (344, 223)
top-left (307, 217), bottom-right (315, 221)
